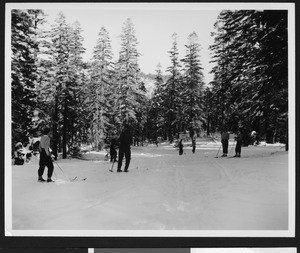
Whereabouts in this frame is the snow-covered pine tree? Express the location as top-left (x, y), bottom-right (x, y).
top-left (11, 9), bottom-right (41, 151)
top-left (47, 12), bottom-right (86, 158)
top-left (134, 80), bottom-right (148, 143)
top-left (45, 12), bottom-right (69, 158)
top-left (89, 26), bottom-right (115, 150)
top-left (29, 10), bottom-right (53, 133)
top-left (149, 63), bottom-right (167, 140)
top-left (209, 11), bottom-right (237, 132)
top-left (115, 18), bottom-right (142, 127)
top-left (63, 20), bottom-right (86, 156)
top-left (209, 10), bottom-right (288, 145)
top-left (165, 33), bottom-right (182, 141)
top-left (181, 31), bottom-right (205, 132)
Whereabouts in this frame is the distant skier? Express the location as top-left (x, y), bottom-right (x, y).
top-left (117, 123), bottom-right (133, 172)
top-left (192, 134), bottom-right (196, 154)
top-left (155, 137), bottom-right (158, 147)
top-left (38, 127), bottom-right (54, 182)
top-left (250, 130), bottom-right (257, 145)
top-left (221, 130), bottom-right (230, 157)
top-left (234, 129), bottom-right (243, 157)
top-left (109, 138), bottom-right (117, 163)
top-left (179, 139), bottom-right (184, 155)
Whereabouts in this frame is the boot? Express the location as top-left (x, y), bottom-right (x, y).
top-left (38, 177), bottom-right (46, 182)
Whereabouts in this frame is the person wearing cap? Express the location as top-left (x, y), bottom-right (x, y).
top-left (234, 129), bottom-right (243, 157)
top-left (117, 123), bottom-right (133, 172)
top-left (221, 129), bottom-right (230, 157)
top-left (38, 127), bottom-right (54, 182)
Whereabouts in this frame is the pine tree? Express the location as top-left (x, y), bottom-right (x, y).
top-left (181, 31), bottom-right (205, 132)
top-left (11, 9), bottom-right (41, 150)
top-left (209, 10), bottom-right (288, 144)
top-left (63, 20), bottom-right (86, 156)
top-left (115, 18), bottom-right (142, 127)
top-left (148, 63), bottom-right (167, 140)
top-left (89, 26), bottom-right (115, 150)
top-left (46, 12), bottom-right (86, 158)
top-left (165, 33), bottom-right (182, 141)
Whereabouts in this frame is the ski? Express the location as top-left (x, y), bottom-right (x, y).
top-left (71, 176), bottom-right (87, 182)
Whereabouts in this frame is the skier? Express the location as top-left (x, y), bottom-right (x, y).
top-left (250, 130), bottom-right (257, 145)
top-left (38, 127), bottom-right (54, 182)
top-left (192, 134), bottom-right (196, 154)
top-left (179, 139), bottom-right (184, 155)
top-left (221, 129), bottom-right (230, 157)
top-left (109, 138), bottom-right (117, 163)
top-left (234, 129), bottom-right (243, 157)
top-left (154, 137), bottom-right (158, 147)
top-left (117, 123), bottom-right (133, 172)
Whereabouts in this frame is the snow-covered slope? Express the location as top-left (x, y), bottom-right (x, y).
top-left (8, 140), bottom-right (290, 236)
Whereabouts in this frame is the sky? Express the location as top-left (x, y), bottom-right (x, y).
top-left (7, 2), bottom-right (294, 84)
top-left (39, 3), bottom-right (221, 84)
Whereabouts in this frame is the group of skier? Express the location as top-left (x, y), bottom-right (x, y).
top-left (35, 122), bottom-right (245, 182)
top-left (220, 129), bottom-right (243, 157)
top-left (178, 129), bottom-right (243, 158)
top-left (36, 123), bottom-right (134, 182)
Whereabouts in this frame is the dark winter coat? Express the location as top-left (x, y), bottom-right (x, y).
top-left (119, 128), bottom-right (133, 150)
top-left (179, 140), bottom-right (183, 155)
top-left (221, 132), bottom-right (229, 141)
top-left (235, 133), bottom-right (243, 155)
top-left (110, 139), bottom-right (117, 152)
top-left (235, 133), bottom-right (243, 143)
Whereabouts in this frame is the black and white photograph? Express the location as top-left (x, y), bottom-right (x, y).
top-left (5, 2), bottom-right (295, 237)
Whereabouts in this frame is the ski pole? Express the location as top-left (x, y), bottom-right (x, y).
top-left (109, 160), bottom-right (115, 172)
top-left (53, 160), bottom-right (71, 181)
top-left (215, 144), bottom-right (222, 158)
top-left (53, 170), bottom-right (58, 181)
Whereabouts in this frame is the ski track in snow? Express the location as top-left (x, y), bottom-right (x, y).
top-left (10, 142), bottom-right (289, 231)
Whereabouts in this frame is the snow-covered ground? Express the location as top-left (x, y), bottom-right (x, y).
top-left (8, 139), bottom-right (290, 235)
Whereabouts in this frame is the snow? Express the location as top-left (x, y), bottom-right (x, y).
top-left (8, 139), bottom-right (291, 236)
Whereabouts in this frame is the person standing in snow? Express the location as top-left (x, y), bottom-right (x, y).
top-left (250, 130), bottom-right (256, 145)
top-left (109, 138), bottom-right (117, 163)
top-left (38, 127), bottom-right (54, 182)
top-left (221, 130), bottom-right (230, 157)
top-left (117, 123), bottom-right (133, 172)
top-left (234, 129), bottom-right (243, 157)
top-left (178, 139), bottom-right (184, 155)
top-left (192, 134), bottom-right (196, 154)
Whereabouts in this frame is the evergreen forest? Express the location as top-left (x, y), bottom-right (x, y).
top-left (11, 9), bottom-right (288, 159)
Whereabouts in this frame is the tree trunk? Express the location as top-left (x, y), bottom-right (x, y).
top-left (62, 96), bottom-right (67, 159)
top-left (52, 98), bottom-right (59, 160)
top-left (206, 114), bottom-right (210, 136)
